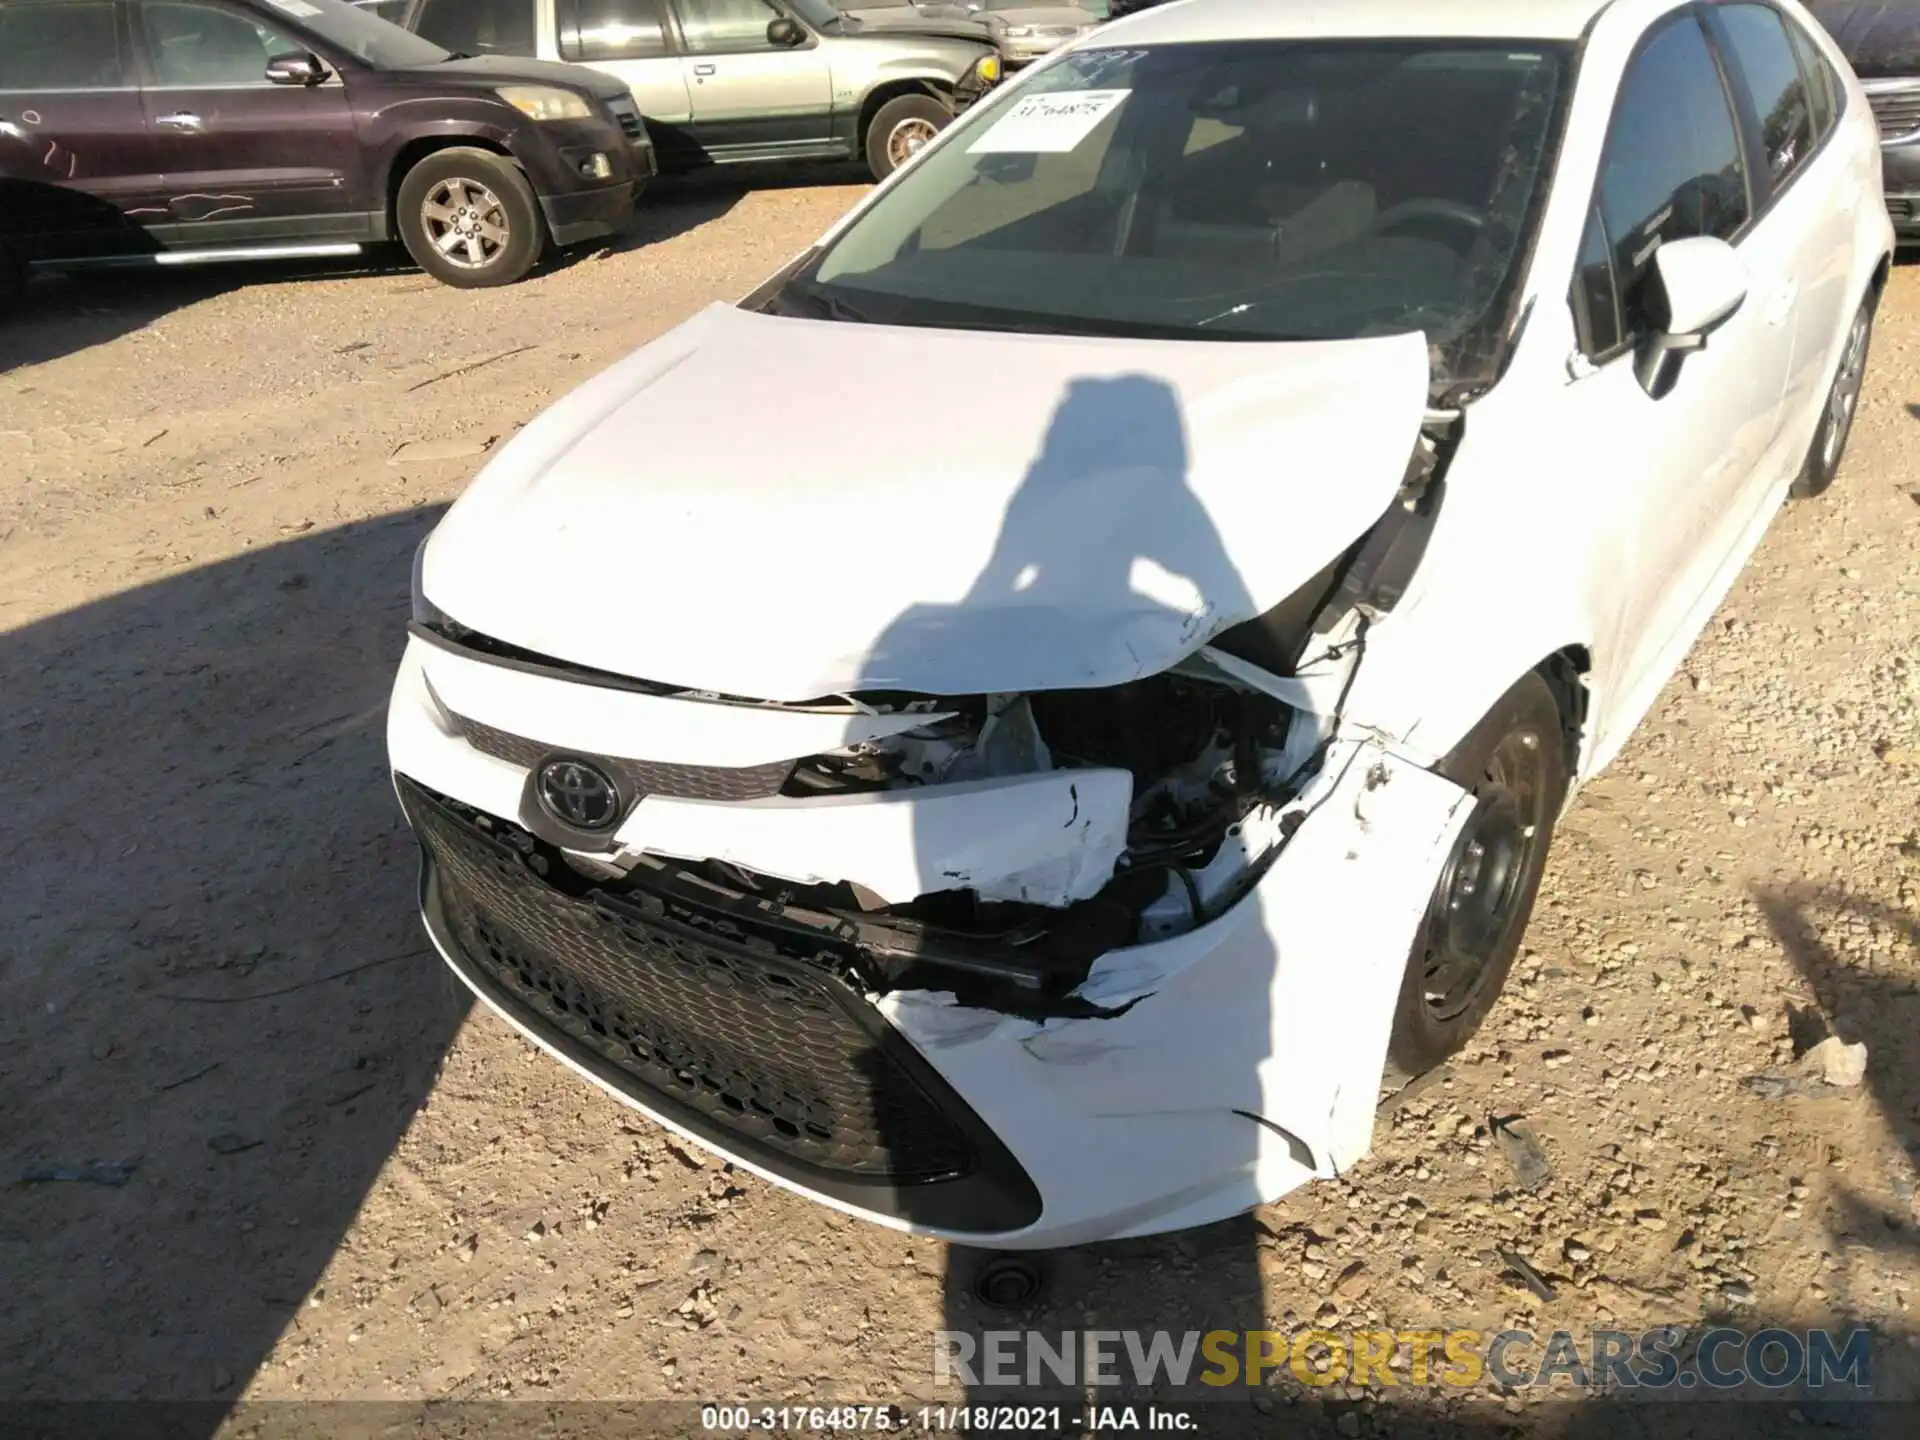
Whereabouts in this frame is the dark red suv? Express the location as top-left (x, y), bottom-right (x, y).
top-left (0, 0), bottom-right (657, 292)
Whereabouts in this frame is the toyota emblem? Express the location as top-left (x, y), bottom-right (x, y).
top-left (536, 757), bottom-right (622, 831)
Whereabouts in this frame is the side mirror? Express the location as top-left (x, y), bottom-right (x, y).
top-left (766, 16), bottom-right (804, 46)
top-left (266, 51), bottom-right (330, 86)
top-left (1635, 234), bottom-right (1747, 395)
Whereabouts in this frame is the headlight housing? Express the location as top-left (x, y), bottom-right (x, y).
top-left (496, 85), bottom-right (595, 122)
top-left (411, 534), bottom-right (462, 631)
top-left (972, 53), bottom-right (1003, 84)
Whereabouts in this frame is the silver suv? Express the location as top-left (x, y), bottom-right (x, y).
top-left (402, 0), bottom-right (1003, 178)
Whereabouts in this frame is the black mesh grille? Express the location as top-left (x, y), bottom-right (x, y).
top-left (1869, 88), bottom-right (1920, 140)
top-left (455, 715), bottom-right (794, 802)
top-left (406, 779), bottom-right (976, 1182)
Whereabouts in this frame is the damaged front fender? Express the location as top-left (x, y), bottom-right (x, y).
top-left (877, 737), bottom-right (1472, 1247)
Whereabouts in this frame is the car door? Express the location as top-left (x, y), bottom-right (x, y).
top-left (555, 0), bottom-right (695, 158)
top-left (1706, 2), bottom-right (1856, 471)
top-left (671, 0), bottom-right (832, 156)
top-left (131, 0), bottom-right (367, 242)
top-left (1567, 10), bottom-right (1794, 751)
top-left (0, 0), bottom-right (162, 261)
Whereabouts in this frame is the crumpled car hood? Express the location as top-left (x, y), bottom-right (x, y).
top-left (422, 303), bottom-right (1428, 702)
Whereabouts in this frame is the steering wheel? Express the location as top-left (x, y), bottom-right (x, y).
top-left (1371, 198), bottom-right (1490, 244)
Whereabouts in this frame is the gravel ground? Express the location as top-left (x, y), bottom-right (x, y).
top-left (2, 183), bottom-right (1919, 1436)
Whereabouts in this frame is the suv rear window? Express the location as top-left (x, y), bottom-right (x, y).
top-left (0, 0), bottom-right (125, 90)
top-left (411, 0), bottom-right (536, 56)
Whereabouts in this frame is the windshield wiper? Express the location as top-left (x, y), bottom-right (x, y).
top-left (779, 282), bottom-right (874, 325)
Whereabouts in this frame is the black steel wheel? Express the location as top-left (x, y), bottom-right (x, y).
top-left (1387, 671), bottom-right (1570, 1076)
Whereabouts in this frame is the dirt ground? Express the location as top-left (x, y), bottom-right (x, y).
top-left (3, 180), bottom-right (1920, 1436)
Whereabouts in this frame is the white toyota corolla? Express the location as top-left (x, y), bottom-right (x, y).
top-left (390, 0), bottom-right (1892, 1247)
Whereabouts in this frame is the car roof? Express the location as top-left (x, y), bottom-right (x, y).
top-left (1104, 0), bottom-right (1618, 46)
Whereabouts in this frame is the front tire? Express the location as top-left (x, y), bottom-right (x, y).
top-left (1386, 671), bottom-right (1570, 1076)
top-left (1789, 295), bottom-right (1874, 499)
top-left (396, 148), bottom-right (545, 290)
top-left (864, 94), bottom-right (950, 181)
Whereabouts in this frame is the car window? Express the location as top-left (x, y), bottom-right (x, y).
top-left (1710, 3), bottom-right (1816, 186)
top-left (412, 0), bottom-right (536, 55)
top-left (144, 1), bottom-right (298, 85)
top-left (1784, 11), bottom-right (1839, 140)
top-left (678, 0), bottom-right (782, 53)
top-left (1572, 202), bottom-right (1623, 358)
top-left (799, 41), bottom-right (1570, 391)
top-left (559, 0), bottom-right (672, 60)
top-left (0, 0), bottom-right (125, 90)
top-left (258, 0), bottom-right (448, 66)
top-left (1596, 15), bottom-right (1749, 344)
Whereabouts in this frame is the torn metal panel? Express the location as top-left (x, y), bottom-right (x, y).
top-left (875, 739), bottom-right (1472, 1247)
top-left (616, 766), bottom-right (1134, 908)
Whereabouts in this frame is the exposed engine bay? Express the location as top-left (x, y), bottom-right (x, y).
top-left (472, 665), bottom-right (1326, 1012)
top-left (774, 672), bottom-right (1307, 932)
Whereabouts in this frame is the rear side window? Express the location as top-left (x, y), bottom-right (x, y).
top-left (1596, 15), bottom-right (1750, 341)
top-left (677, 0), bottom-right (782, 54)
top-left (558, 0), bottom-right (672, 60)
top-left (412, 0), bottom-right (536, 56)
top-left (1784, 12), bottom-right (1840, 140)
top-left (1709, 3), bottom-right (1816, 185)
top-left (0, 0), bottom-right (125, 89)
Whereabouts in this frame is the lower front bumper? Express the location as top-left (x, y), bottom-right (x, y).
top-left (401, 774), bottom-right (1043, 1233)
top-left (388, 638), bottom-right (1475, 1246)
top-left (539, 179), bottom-right (641, 249)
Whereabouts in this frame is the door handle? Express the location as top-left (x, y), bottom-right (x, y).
top-left (155, 111), bottom-right (205, 132)
top-left (692, 63), bottom-right (716, 76)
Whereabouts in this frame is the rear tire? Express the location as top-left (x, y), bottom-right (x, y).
top-left (864, 94), bottom-right (950, 181)
top-left (1789, 295), bottom-right (1874, 499)
top-left (396, 148), bottom-right (545, 289)
top-left (1385, 671), bottom-right (1570, 1077)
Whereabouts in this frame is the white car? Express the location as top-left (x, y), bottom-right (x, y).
top-left (390, 0), bottom-right (1892, 1248)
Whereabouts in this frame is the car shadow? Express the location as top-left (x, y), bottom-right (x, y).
top-left (855, 374), bottom-right (1281, 1426)
top-left (1758, 884), bottom-right (1920, 1257)
top-left (0, 503), bottom-right (468, 1426)
top-left (0, 254), bottom-right (416, 374)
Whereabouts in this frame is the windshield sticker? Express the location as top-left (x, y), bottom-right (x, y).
top-left (262, 0), bottom-right (324, 15)
top-left (968, 89), bottom-right (1130, 154)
